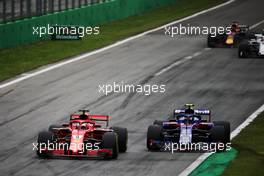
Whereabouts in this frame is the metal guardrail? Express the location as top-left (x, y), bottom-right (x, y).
top-left (0, 0), bottom-right (107, 24)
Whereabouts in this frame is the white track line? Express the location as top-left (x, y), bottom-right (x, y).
top-left (154, 49), bottom-right (209, 77)
top-left (179, 104), bottom-right (264, 176)
top-left (0, 0), bottom-right (235, 89)
top-left (249, 19), bottom-right (264, 30)
top-left (204, 48), bottom-right (212, 51)
top-left (192, 52), bottom-right (202, 57)
top-left (230, 104), bottom-right (264, 139)
top-left (155, 59), bottom-right (187, 76)
top-left (179, 153), bottom-right (213, 176)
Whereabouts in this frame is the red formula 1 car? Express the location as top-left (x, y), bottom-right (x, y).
top-left (36, 110), bottom-right (128, 159)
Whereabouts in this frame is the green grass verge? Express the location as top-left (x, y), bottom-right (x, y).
top-left (222, 112), bottom-right (264, 176)
top-left (0, 0), bottom-right (225, 82)
top-left (190, 149), bottom-right (237, 176)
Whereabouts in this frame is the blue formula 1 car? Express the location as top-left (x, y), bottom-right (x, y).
top-left (146, 104), bottom-right (230, 152)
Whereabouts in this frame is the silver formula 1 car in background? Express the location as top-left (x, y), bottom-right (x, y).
top-left (238, 30), bottom-right (264, 58)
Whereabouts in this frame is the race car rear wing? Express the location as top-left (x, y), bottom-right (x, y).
top-left (174, 109), bottom-right (211, 121)
top-left (234, 25), bottom-right (249, 33)
top-left (89, 115), bottom-right (110, 127)
top-left (174, 109), bottom-right (210, 115)
top-left (194, 109), bottom-right (211, 115)
top-left (238, 25), bottom-right (249, 30)
top-left (70, 110), bottom-right (110, 126)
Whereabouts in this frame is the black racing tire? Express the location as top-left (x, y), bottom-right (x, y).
top-left (207, 35), bottom-right (216, 48)
top-left (207, 41), bottom-right (216, 48)
top-left (238, 42), bottom-right (250, 58)
top-left (102, 132), bottom-right (118, 159)
top-left (111, 127), bottom-right (128, 153)
top-left (48, 124), bottom-right (62, 132)
top-left (234, 34), bottom-right (242, 47)
top-left (213, 121), bottom-right (230, 143)
top-left (153, 120), bottom-right (163, 126)
top-left (238, 48), bottom-right (247, 58)
top-left (211, 126), bottom-right (225, 142)
top-left (210, 126), bottom-right (227, 152)
top-left (37, 131), bottom-right (54, 158)
top-left (245, 32), bottom-right (256, 40)
top-left (147, 125), bottom-right (163, 150)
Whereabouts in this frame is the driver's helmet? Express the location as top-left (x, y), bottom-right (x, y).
top-left (185, 108), bottom-right (194, 114)
top-left (178, 115), bottom-right (186, 121)
top-left (71, 122), bottom-right (80, 129)
top-left (80, 123), bottom-right (88, 130)
top-left (178, 115), bottom-right (188, 123)
top-left (184, 104), bottom-right (195, 114)
top-left (231, 22), bottom-right (240, 33)
top-left (179, 115), bottom-right (194, 124)
top-left (190, 115), bottom-right (200, 123)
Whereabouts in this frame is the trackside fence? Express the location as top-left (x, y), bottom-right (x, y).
top-left (0, 0), bottom-right (176, 49)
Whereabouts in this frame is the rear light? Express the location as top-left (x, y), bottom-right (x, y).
top-left (149, 139), bottom-right (154, 146)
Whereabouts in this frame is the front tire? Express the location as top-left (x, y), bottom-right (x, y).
top-left (111, 127), bottom-right (128, 153)
top-left (102, 132), bottom-right (118, 159)
top-left (238, 42), bottom-right (250, 58)
top-left (213, 121), bottom-right (230, 143)
top-left (147, 125), bottom-right (163, 151)
top-left (37, 131), bottom-right (54, 158)
top-left (210, 124), bottom-right (229, 152)
top-left (207, 35), bottom-right (216, 48)
top-left (238, 48), bottom-right (248, 58)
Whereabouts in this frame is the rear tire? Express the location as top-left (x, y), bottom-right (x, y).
top-left (147, 125), bottom-right (163, 151)
top-left (210, 125), bottom-right (228, 152)
top-left (213, 121), bottom-right (230, 143)
top-left (238, 48), bottom-right (248, 58)
top-left (238, 42), bottom-right (250, 58)
top-left (102, 132), bottom-right (118, 159)
top-left (111, 127), bottom-right (128, 153)
top-left (207, 35), bottom-right (216, 48)
top-left (37, 131), bottom-right (54, 158)
top-left (245, 32), bottom-right (256, 40)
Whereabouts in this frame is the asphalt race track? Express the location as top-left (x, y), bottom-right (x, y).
top-left (0, 0), bottom-right (264, 175)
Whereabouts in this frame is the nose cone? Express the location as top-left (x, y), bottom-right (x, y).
top-left (69, 130), bottom-right (85, 153)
